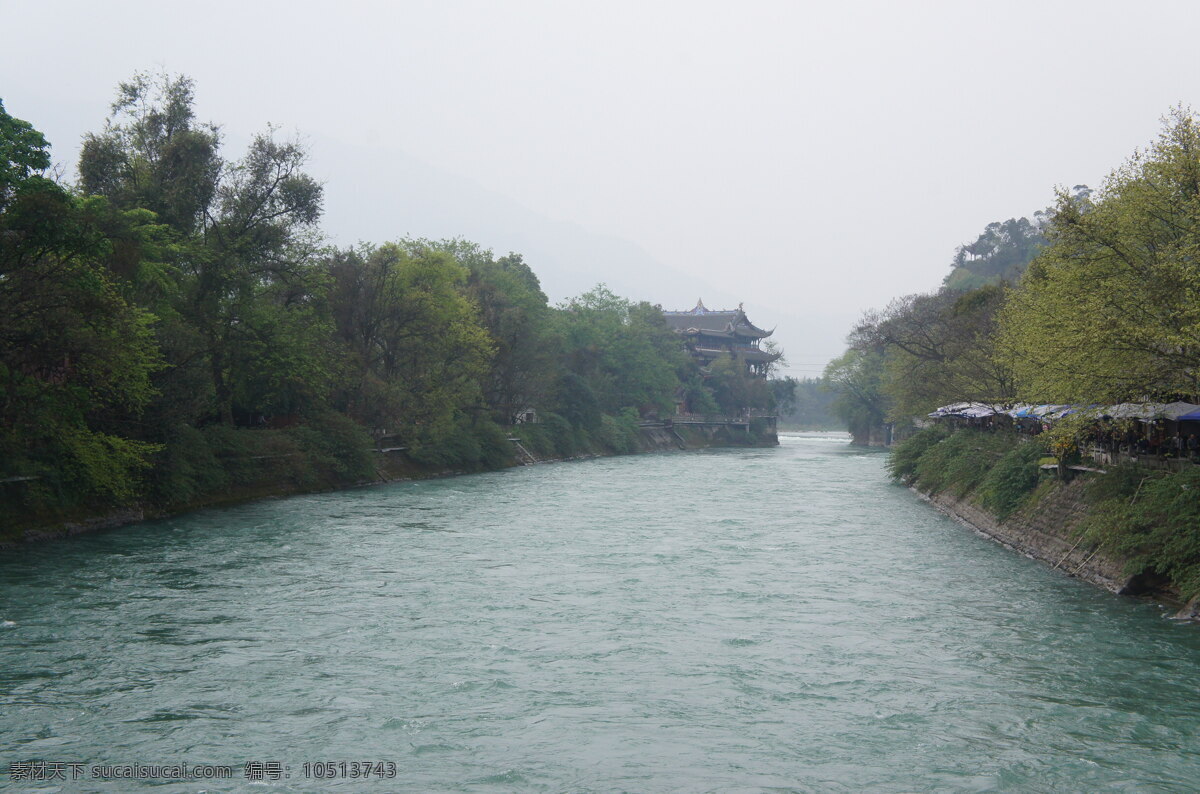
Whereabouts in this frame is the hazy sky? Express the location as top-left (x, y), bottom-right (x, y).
top-left (5, 1), bottom-right (1200, 376)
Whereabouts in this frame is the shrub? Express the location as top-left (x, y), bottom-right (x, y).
top-left (512, 422), bottom-right (556, 458)
top-left (542, 412), bottom-right (580, 458)
top-left (887, 426), bottom-right (949, 481)
top-left (977, 439), bottom-right (1045, 519)
top-left (404, 414), bottom-right (516, 471)
top-left (473, 419), bottom-right (515, 469)
top-left (904, 428), bottom-right (1020, 498)
top-left (1083, 466), bottom-right (1200, 600)
top-left (146, 424), bottom-right (229, 505)
top-left (286, 411), bottom-right (375, 483)
top-left (405, 416), bottom-right (480, 469)
top-left (596, 411), bottom-right (640, 454)
top-left (1082, 463), bottom-right (1148, 504)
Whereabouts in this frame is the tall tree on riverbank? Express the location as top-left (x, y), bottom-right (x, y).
top-left (853, 284), bottom-right (1015, 418)
top-left (823, 348), bottom-right (887, 443)
top-left (78, 72), bottom-right (327, 426)
top-left (79, 72), bottom-right (221, 236)
top-left (326, 242), bottom-right (493, 439)
top-left (999, 108), bottom-right (1200, 402)
top-left (554, 286), bottom-right (691, 420)
top-left (0, 101), bottom-right (162, 510)
top-left (404, 239), bottom-right (556, 424)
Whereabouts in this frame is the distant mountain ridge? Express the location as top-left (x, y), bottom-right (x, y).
top-left (311, 133), bottom-right (842, 376)
top-left (943, 185), bottom-right (1091, 290)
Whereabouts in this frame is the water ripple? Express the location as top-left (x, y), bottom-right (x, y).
top-left (2, 433), bottom-right (1199, 791)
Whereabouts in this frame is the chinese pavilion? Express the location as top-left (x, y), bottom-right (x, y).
top-left (662, 299), bottom-right (780, 376)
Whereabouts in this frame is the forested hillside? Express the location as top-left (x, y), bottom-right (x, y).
top-left (0, 73), bottom-right (779, 536)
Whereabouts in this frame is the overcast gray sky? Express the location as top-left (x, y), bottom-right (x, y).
top-left (5, 0), bottom-right (1200, 376)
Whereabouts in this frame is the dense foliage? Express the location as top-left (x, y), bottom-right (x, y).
top-left (870, 108), bottom-right (1200, 599)
top-left (888, 450), bottom-right (1200, 601)
top-left (835, 108), bottom-right (1200, 439)
top-left (1083, 466), bottom-right (1200, 600)
top-left (999, 109), bottom-right (1200, 402)
top-left (895, 428), bottom-right (1035, 498)
top-left (888, 427), bottom-right (1046, 519)
top-left (1, 97), bottom-right (164, 522)
top-left (0, 74), bottom-right (779, 535)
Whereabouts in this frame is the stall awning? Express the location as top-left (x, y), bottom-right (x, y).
top-left (928, 401), bottom-right (1004, 419)
top-left (1160, 402), bottom-right (1200, 421)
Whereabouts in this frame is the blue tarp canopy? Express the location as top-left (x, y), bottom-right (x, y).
top-left (1161, 401), bottom-right (1200, 421)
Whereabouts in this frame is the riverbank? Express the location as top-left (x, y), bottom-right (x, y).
top-left (918, 482), bottom-right (1145, 595)
top-left (0, 418), bottom-right (777, 550)
top-left (917, 483), bottom-right (1199, 620)
top-left (892, 426), bottom-right (1200, 620)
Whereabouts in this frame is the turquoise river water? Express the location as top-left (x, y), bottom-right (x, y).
top-left (2, 433), bottom-right (1199, 792)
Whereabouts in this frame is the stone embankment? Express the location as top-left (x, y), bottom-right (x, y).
top-left (918, 479), bottom-right (1196, 619)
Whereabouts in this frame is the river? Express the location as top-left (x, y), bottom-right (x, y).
top-left (2, 433), bottom-right (1199, 791)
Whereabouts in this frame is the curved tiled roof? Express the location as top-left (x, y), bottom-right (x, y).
top-left (662, 299), bottom-right (773, 339)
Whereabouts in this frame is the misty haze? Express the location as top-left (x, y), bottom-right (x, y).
top-left (3, 2), bottom-right (1200, 791)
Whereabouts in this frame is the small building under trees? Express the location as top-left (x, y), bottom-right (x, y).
top-left (662, 299), bottom-right (780, 376)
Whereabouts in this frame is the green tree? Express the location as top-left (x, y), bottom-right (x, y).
top-left (707, 353), bottom-right (771, 415)
top-left (0, 101), bottom-right (161, 512)
top-left (326, 243), bottom-right (493, 440)
top-left (406, 239), bottom-right (555, 423)
top-left (0, 101), bottom-right (51, 207)
top-left (554, 286), bottom-right (688, 418)
top-left (999, 108), bottom-right (1200, 402)
top-left (79, 72), bottom-right (221, 235)
top-left (192, 130), bottom-right (327, 422)
top-left (853, 285), bottom-right (1015, 418)
top-left (824, 348), bottom-right (888, 444)
top-left (79, 73), bottom-right (327, 424)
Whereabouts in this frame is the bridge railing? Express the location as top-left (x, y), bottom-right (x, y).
top-left (669, 412), bottom-right (776, 424)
